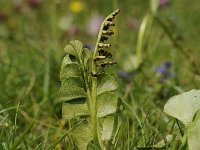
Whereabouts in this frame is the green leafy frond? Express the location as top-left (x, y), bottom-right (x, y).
top-left (59, 9), bottom-right (122, 150)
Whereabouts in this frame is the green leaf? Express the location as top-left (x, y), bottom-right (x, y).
top-left (62, 99), bottom-right (89, 120)
top-left (187, 110), bottom-right (200, 150)
top-left (97, 92), bottom-right (118, 118)
top-left (97, 74), bottom-right (118, 95)
top-left (164, 89), bottom-right (200, 126)
top-left (59, 77), bottom-right (86, 103)
top-left (64, 40), bottom-right (83, 58)
top-left (101, 116), bottom-right (115, 142)
top-left (60, 63), bottom-right (81, 81)
top-left (71, 121), bottom-right (93, 150)
top-left (62, 54), bottom-right (73, 65)
top-left (60, 54), bottom-right (81, 81)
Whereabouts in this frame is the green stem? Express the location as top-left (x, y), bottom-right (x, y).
top-left (79, 57), bottom-right (92, 111)
top-left (42, 48), bottom-right (50, 103)
top-left (90, 14), bottom-right (109, 146)
top-left (90, 10), bottom-right (107, 144)
top-left (91, 10), bottom-right (119, 147)
top-left (135, 13), bottom-right (153, 68)
top-left (91, 80), bottom-right (98, 143)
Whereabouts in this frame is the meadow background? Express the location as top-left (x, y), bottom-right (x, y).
top-left (1, 0), bottom-right (200, 149)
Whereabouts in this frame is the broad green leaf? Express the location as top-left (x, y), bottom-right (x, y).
top-left (64, 40), bottom-right (83, 58)
top-left (60, 63), bottom-right (80, 81)
top-left (62, 99), bottom-right (89, 119)
top-left (59, 77), bottom-right (86, 103)
top-left (97, 74), bottom-right (118, 95)
top-left (62, 54), bottom-right (73, 66)
top-left (97, 92), bottom-right (118, 118)
top-left (71, 121), bottom-right (93, 150)
top-left (164, 89), bottom-right (200, 126)
top-left (187, 110), bottom-right (200, 150)
top-left (101, 116), bottom-right (115, 142)
top-left (60, 54), bottom-right (81, 81)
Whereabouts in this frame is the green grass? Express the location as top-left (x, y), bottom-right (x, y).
top-left (0, 0), bottom-right (200, 149)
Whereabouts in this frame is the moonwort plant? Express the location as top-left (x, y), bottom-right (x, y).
top-left (58, 9), bottom-right (122, 149)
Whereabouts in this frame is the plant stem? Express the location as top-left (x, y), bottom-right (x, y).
top-left (91, 50), bottom-right (98, 144)
top-left (79, 56), bottom-right (92, 111)
top-left (91, 10), bottom-right (119, 147)
top-left (91, 14), bottom-right (106, 145)
top-left (135, 13), bottom-right (153, 68)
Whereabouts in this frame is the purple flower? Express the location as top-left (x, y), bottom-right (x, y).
top-left (154, 61), bottom-right (174, 81)
top-left (160, 0), bottom-right (169, 8)
top-left (87, 15), bottom-right (103, 36)
top-left (155, 61), bottom-right (171, 74)
top-left (83, 43), bottom-right (94, 51)
top-left (119, 69), bottom-right (129, 78)
top-left (155, 66), bottom-right (167, 75)
top-left (163, 61), bottom-right (171, 68)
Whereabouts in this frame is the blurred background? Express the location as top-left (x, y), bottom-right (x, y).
top-left (1, 0), bottom-right (200, 149)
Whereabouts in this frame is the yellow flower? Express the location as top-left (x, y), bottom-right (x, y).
top-left (69, 0), bottom-right (85, 13)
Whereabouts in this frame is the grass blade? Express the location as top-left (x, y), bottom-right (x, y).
top-left (10, 120), bottom-right (35, 150)
top-left (48, 119), bottom-right (84, 150)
